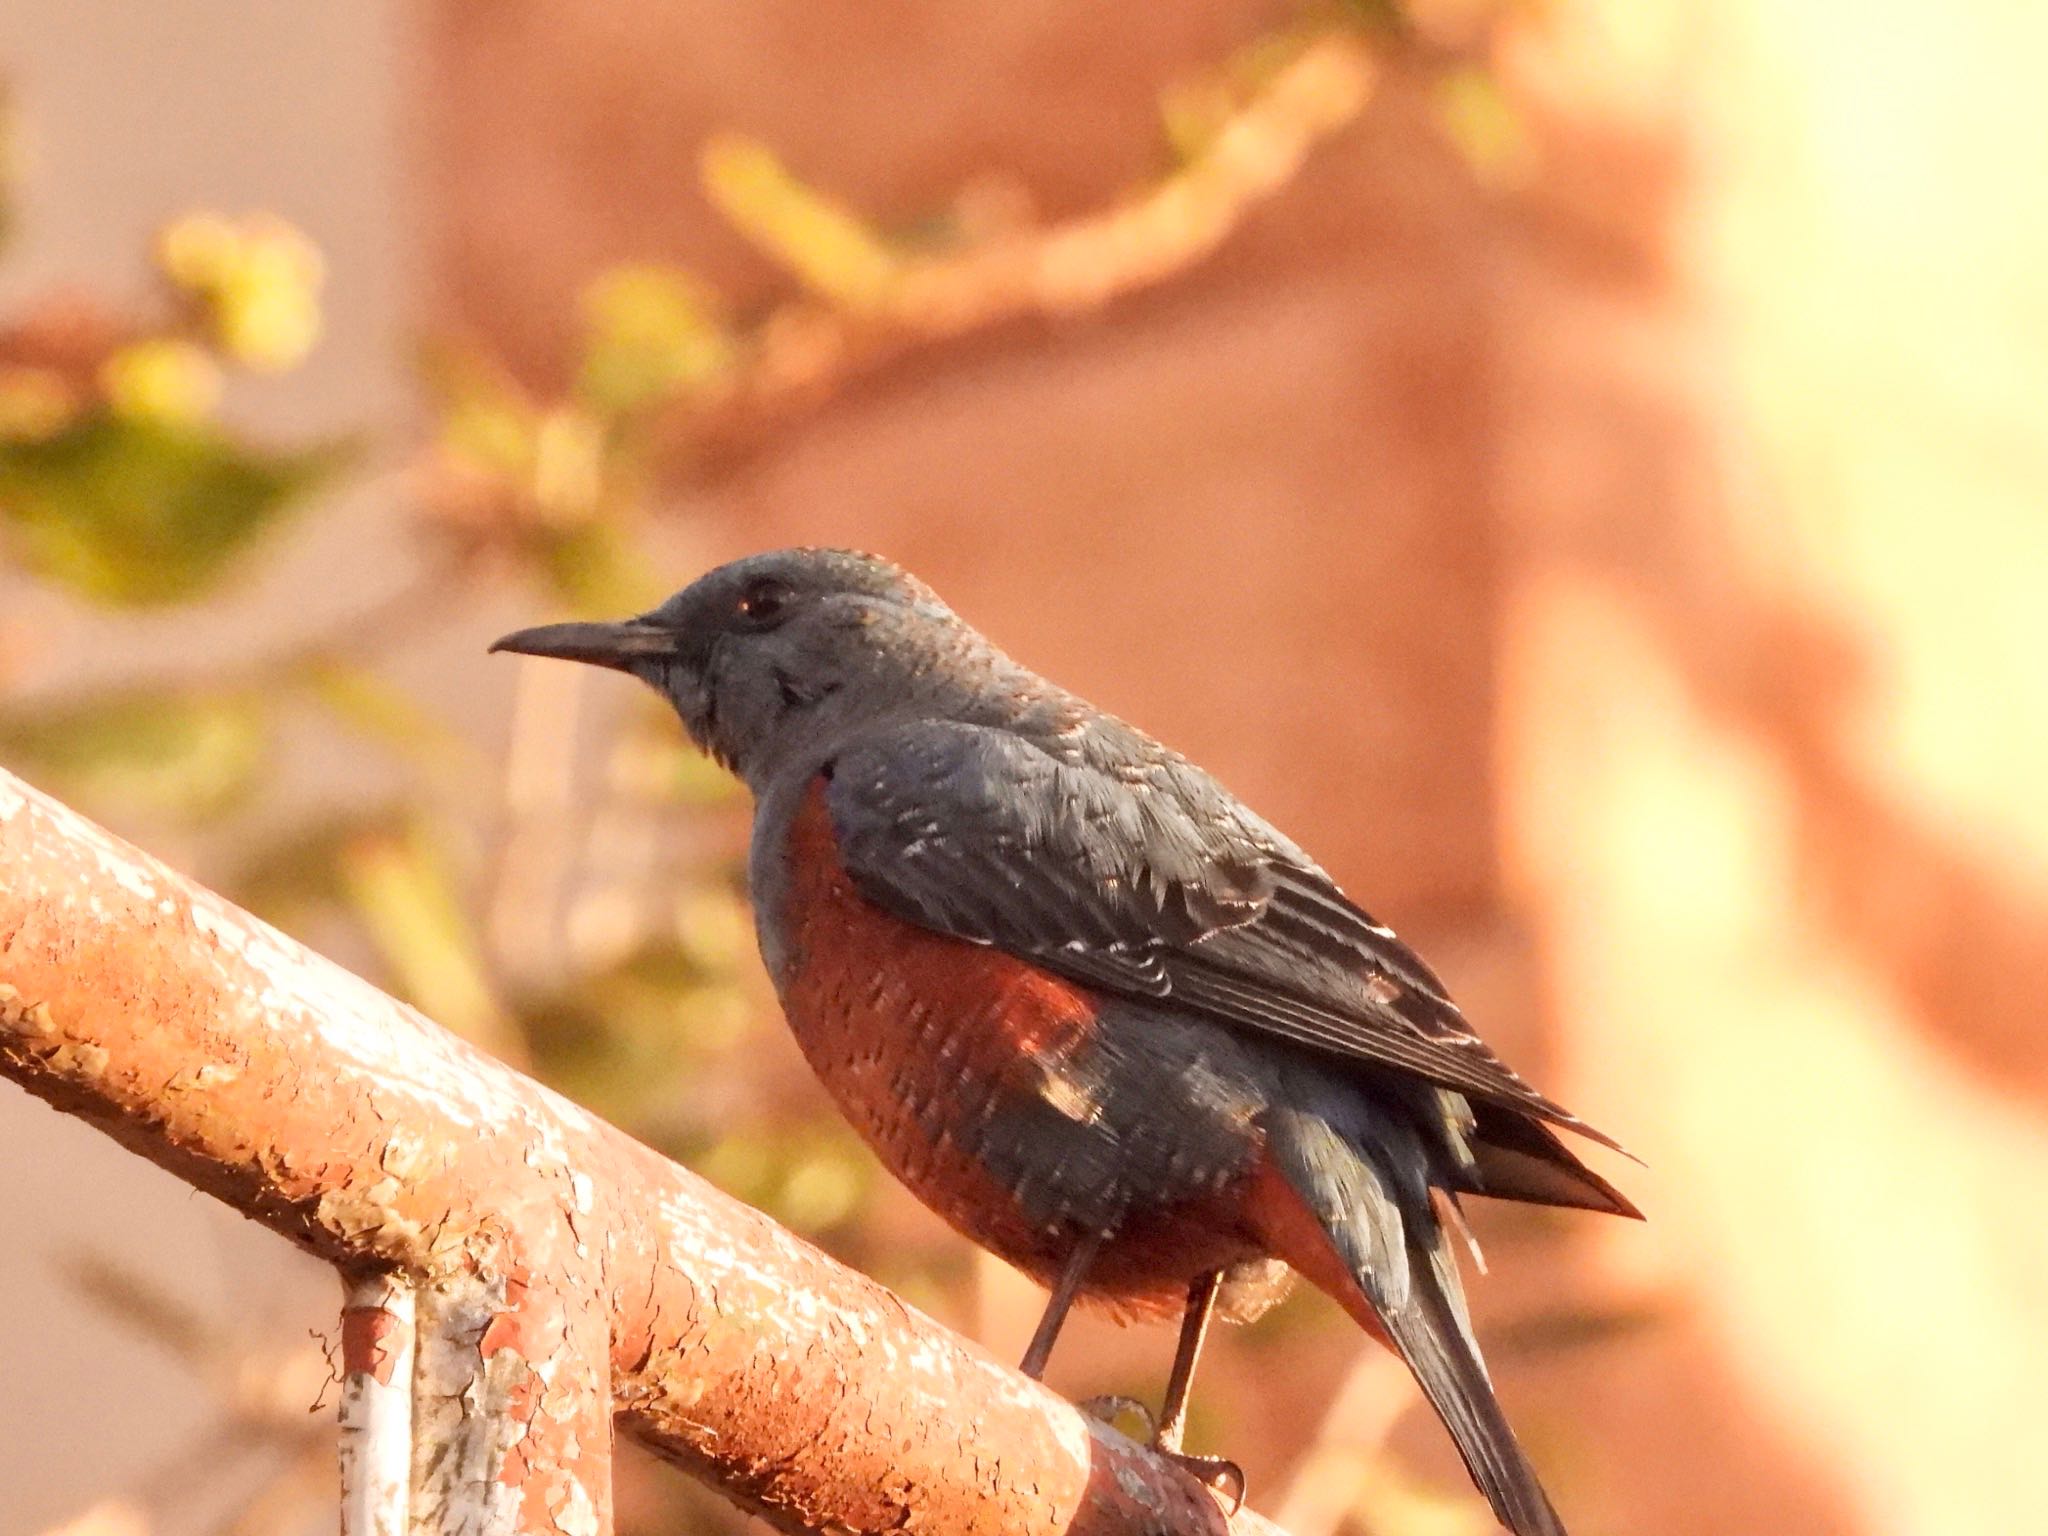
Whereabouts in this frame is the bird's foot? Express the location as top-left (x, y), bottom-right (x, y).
top-left (1078, 1397), bottom-right (1245, 1515)
top-left (1077, 1394), bottom-right (1157, 1441)
top-left (1160, 1453), bottom-right (1246, 1516)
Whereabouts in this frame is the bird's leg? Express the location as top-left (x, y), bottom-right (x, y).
top-left (1018, 1230), bottom-right (1104, 1380)
top-left (1155, 1270), bottom-right (1221, 1453)
top-left (1154, 1270), bottom-right (1246, 1513)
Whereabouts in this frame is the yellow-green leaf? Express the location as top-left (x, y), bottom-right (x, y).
top-left (1433, 66), bottom-right (1532, 184)
top-left (99, 339), bottom-right (222, 426)
top-left (335, 819), bottom-right (517, 1056)
top-left (0, 688), bottom-right (268, 822)
top-left (533, 518), bottom-right (663, 616)
top-left (0, 412), bottom-right (350, 606)
top-left (155, 212), bottom-right (325, 372)
top-left (692, 1121), bottom-right (874, 1236)
top-left (700, 134), bottom-right (899, 311)
top-left (577, 264), bottom-right (734, 417)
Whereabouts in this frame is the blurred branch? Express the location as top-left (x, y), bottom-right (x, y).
top-left (61, 1250), bottom-right (232, 1370)
top-left (745, 33), bottom-right (1373, 327)
top-left (0, 769), bottom-right (1292, 1536)
top-left (677, 30), bottom-right (1379, 463)
top-left (1490, 1290), bottom-right (1672, 1358)
top-left (415, 26), bottom-right (1386, 553)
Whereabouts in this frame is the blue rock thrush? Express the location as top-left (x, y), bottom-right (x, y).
top-left (492, 547), bottom-right (1638, 1536)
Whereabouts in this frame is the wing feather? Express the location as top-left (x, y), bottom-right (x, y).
top-left (824, 720), bottom-right (1621, 1151)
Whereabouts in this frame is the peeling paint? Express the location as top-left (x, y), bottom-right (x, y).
top-left (339, 1275), bottom-right (415, 1536)
top-left (546, 1481), bottom-right (602, 1536)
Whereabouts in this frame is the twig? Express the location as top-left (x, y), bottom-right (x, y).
top-left (670, 30), bottom-right (1379, 468)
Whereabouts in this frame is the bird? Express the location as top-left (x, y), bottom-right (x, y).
top-left (491, 547), bottom-right (1638, 1536)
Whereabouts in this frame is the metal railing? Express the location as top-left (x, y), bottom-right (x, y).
top-left (0, 768), bottom-right (1277, 1536)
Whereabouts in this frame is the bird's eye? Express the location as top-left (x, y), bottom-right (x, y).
top-left (735, 577), bottom-right (793, 629)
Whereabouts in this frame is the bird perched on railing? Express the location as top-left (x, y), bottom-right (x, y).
top-left (493, 548), bottom-right (1638, 1536)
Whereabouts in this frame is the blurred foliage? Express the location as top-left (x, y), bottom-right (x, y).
top-left (0, 685), bottom-right (267, 820)
top-left (416, 260), bottom-right (738, 611)
top-left (521, 943), bottom-right (734, 1104)
top-left (333, 815), bottom-right (514, 1051)
top-left (0, 412), bottom-right (344, 603)
top-left (156, 213), bottom-right (325, 372)
top-left (1431, 64), bottom-right (1533, 183)
top-left (576, 263), bottom-right (734, 416)
top-left (0, 85), bottom-right (884, 1291)
top-left (0, 213), bottom-right (351, 605)
top-left (292, 654), bottom-right (479, 781)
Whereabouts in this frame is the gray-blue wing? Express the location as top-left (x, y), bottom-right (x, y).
top-left (823, 720), bottom-right (1621, 1151)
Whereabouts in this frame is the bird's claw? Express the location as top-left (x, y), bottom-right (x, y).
top-left (1162, 1453), bottom-right (1246, 1516)
top-left (1076, 1396), bottom-right (1245, 1513)
top-left (1077, 1393), bottom-right (1157, 1441)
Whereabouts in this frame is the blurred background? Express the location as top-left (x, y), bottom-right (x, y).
top-left (2, 3), bottom-right (2043, 1534)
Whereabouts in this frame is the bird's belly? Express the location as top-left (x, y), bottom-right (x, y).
top-left (772, 781), bottom-right (1268, 1315)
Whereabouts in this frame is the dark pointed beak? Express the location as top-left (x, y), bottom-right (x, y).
top-left (488, 619), bottom-right (675, 670)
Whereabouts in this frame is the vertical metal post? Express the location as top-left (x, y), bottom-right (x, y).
top-left (340, 1273), bottom-right (417, 1536)
top-left (411, 1271), bottom-right (613, 1536)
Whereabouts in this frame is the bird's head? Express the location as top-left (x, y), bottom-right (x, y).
top-left (490, 548), bottom-right (967, 787)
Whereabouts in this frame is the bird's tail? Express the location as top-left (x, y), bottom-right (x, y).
top-left (1255, 1105), bottom-right (1567, 1536)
